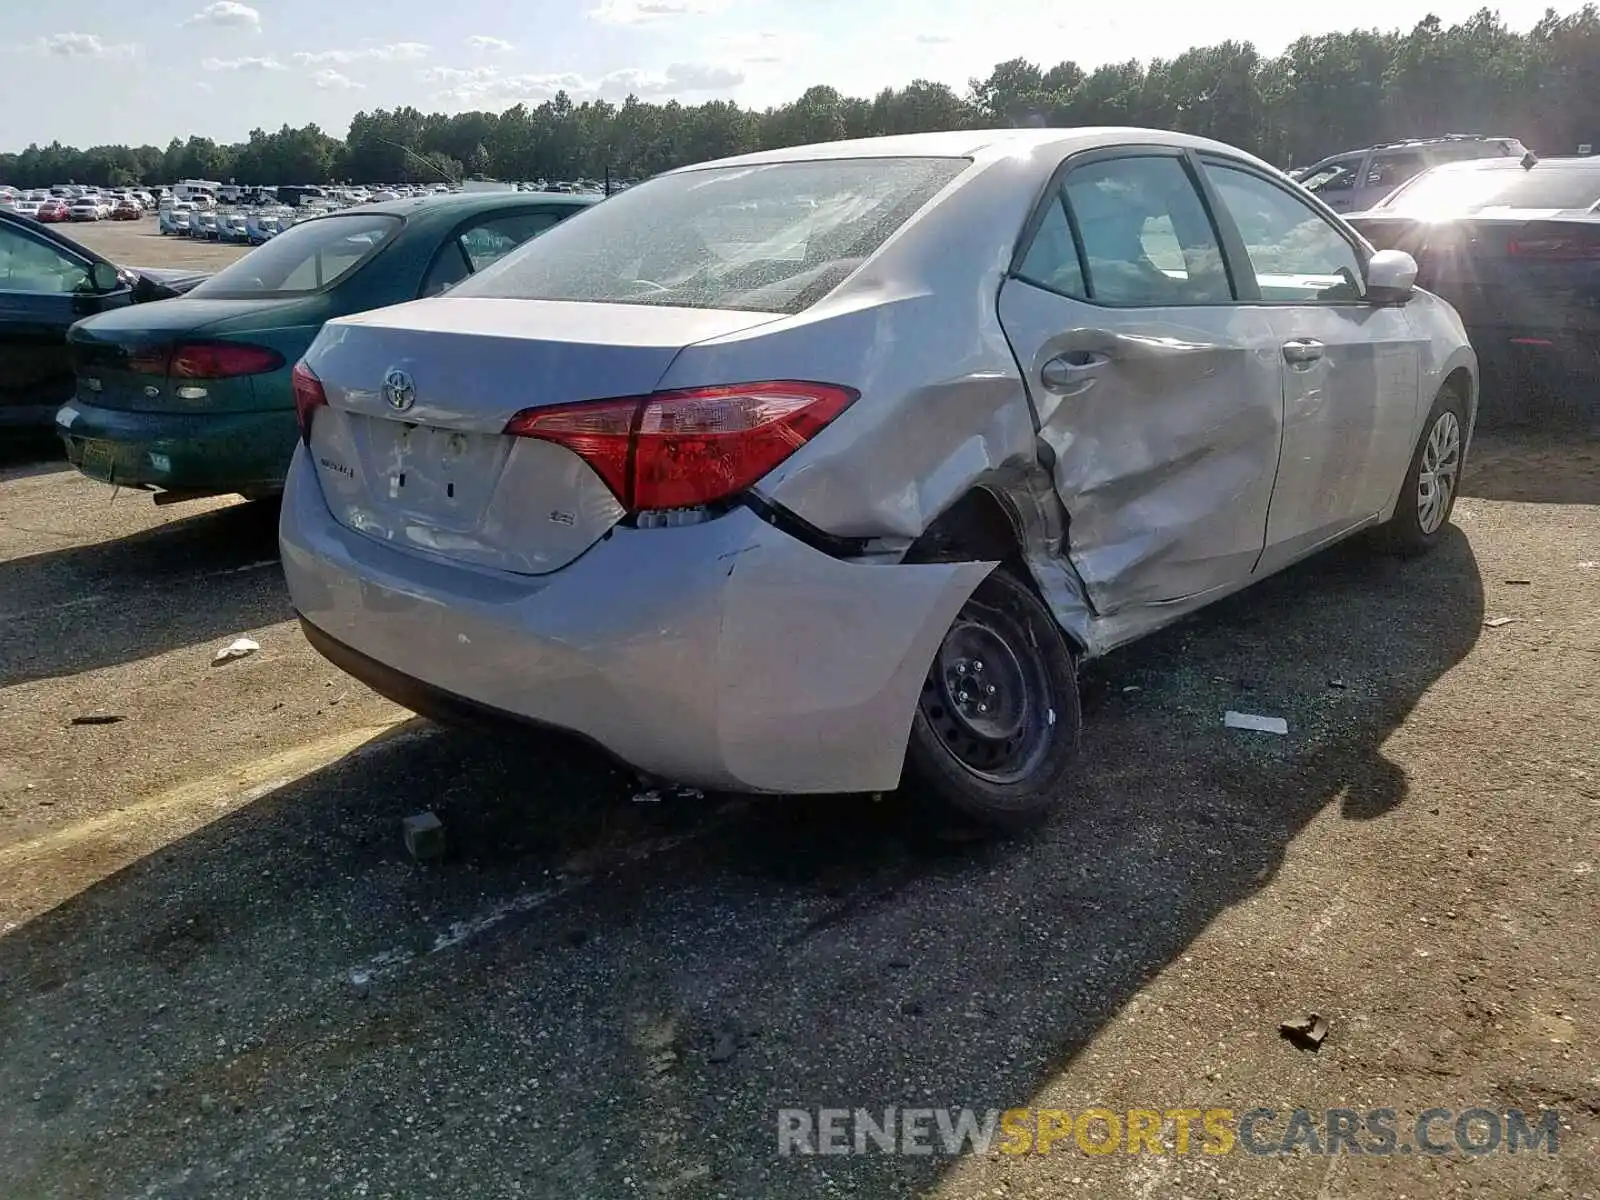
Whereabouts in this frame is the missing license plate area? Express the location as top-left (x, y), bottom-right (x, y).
top-left (385, 425), bottom-right (477, 506)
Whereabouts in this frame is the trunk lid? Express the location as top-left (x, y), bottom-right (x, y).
top-left (1352, 211), bottom-right (1600, 331)
top-left (306, 297), bottom-right (781, 574)
top-left (70, 297), bottom-right (308, 412)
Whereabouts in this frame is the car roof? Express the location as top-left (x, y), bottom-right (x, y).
top-left (355, 190), bottom-right (598, 216)
top-left (1395, 156), bottom-right (1599, 185)
top-left (668, 126), bottom-right (1279, 175)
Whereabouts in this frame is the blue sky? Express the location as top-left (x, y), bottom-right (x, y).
top-left (0, 0), bottom-right (1564, 151)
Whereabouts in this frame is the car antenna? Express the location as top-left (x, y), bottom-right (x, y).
top-left (1520, 150), bottom-right (1539, 171)
top-left (377, 138), bottom-right (460, 186)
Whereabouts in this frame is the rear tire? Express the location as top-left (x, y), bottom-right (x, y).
top-left (1376, 386), bottom-right (1467, 557)
top-left (902, 569), bottom-right (1081, 835)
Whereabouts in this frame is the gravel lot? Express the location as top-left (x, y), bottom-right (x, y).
top-left (68, 213), bottom-right (252, 272)
top-left (0, 224), bottom-right (1595, 1198)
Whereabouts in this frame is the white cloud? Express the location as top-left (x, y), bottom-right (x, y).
top-left (588, 0), bottom-right (721, 24)
top-left (420, 65), bottom-right (502, 86)
top-left (432, 70), bottom-right (588, 107)
top-left (429, 59), bottom-right (744, 108)
top-left (598, 62), bottom-right (744, 97)
top-left (31, 33), bottom-right (139, 60)
top-left (195, 81), bottom-right (214, 92)
top-left (201, 55), bottom-right (286, 71)
top-left (292, 43), bottom-right (430, 66)
top-left (916, 32), bottom-right (953, 44)
top-left (182, 2), bottom-right (261, 30)
top-left (311, 68), bottom-right (364, 90)
top-left (465, 35), bottom-right (515, 53)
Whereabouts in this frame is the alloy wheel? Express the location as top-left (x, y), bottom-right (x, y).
top-left (1417, 409), bottom-right (1461, 535)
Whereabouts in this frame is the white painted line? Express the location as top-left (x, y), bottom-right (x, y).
top-left (345, 830), bottom-right (709, 987)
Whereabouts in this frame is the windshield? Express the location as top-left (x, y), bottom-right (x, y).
top-left (1375, 162), bottom-right (1600, 214)
top-left (188, 212), bottom-right (400, 298)
top-left (451, 156), bottom-right (969, 314)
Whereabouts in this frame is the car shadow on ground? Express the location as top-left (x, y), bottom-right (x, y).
top-left (0, 499), bottom-right (285, 687)
top-left (0, 530), bottom-right (1483, 1198)
top-left (1463, 430), bottom-right (1600, 505)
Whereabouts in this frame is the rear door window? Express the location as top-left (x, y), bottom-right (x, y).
top-left (1062, 155), bottom-right (1233, 305)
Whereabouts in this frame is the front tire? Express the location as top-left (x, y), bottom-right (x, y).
top-left (1376, 386), bottom-right (1467, 556)
top-left (902, 569), bottom-right (1081, 834)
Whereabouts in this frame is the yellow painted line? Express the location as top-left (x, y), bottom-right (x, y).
top-left (0, 719), bottom-right (413, 924)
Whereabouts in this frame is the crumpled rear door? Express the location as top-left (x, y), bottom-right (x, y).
top-left (997, 278), bottom-right (1285, 616)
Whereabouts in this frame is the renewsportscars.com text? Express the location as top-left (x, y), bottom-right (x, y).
top-left (776, 1106), bottom-right (1563, 1157)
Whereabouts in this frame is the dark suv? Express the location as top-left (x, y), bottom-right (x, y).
top-left (1291, 134), bottom-right (1530, 213)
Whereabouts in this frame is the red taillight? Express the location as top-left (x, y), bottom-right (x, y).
top-left (170, 341), bottom-right (285, 378)
top-left (125, 348), bottom-right (171, 375)
top-left (292, 360), bottom-right (327, 444)
top-left (126, 342), bottom-right (284, 377)
top-left (504, 381), bottom-right (857, 513)
top-left (1507, 235), bottom-right (1600, 260)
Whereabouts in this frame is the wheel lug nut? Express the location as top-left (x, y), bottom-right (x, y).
top-left (978, 704), bottom-right (988, 713)
top-left (986, 684), bottom-right (996, 695)
top-left (973, 661), bottom-right (984, 672)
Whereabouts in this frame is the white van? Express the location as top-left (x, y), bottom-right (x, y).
top-left (172, 179), bottom-right (222, 205)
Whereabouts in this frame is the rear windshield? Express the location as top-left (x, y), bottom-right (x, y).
top-left (1375, 162), bottom-right (1600, 213)
top-left (449, 156), bottom-right (969, 314)
top-left (188, 212), bottom-right (400, 298)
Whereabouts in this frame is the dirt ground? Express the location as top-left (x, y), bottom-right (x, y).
top-left (0, 420), bottom-right (1594, 1199)
top-left (68, 212), bottom-right (252, 273)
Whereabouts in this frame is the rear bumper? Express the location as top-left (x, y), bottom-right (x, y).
top-left (1468, 326), bottom-right (1600, 428)
top-left (56, 398), bottom-right (296, 491)
top-left (279, 448), bottom-right (992, 794)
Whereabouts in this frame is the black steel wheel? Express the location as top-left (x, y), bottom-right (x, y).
top-left (903, 569), bottom-right (1081, 833)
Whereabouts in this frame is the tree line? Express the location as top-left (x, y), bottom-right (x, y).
top-left (4, 6), bottom-right (1598, 190)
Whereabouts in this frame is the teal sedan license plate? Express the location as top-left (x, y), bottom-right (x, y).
top-left (77, 439), bottom-right (118, 482)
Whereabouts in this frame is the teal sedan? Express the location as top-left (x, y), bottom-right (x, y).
top-left (58, 191), bottom-right (597, 501)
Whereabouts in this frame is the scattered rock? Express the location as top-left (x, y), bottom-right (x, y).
top-left (69, 714), bottom-right (124, 726)
top-left (1279, 1013), bottom-right (1330, 1051)
top-left (401, 811), bottom-right (446, 861)
top-left (708, 1027), bottom-right (739, 1064)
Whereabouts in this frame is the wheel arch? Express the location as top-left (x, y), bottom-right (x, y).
top-left (903, 472), bottom-right (1095, 657)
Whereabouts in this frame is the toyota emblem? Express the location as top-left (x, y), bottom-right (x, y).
top-left (383, 368), bottom-right (416, 412)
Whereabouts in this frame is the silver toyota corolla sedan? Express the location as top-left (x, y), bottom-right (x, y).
top-left (281, 127), bottom-right (1477, 831)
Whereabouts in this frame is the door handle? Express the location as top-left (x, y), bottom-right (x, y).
top-left (1281, 339), bottom-right (1325, 366)
top-left (1040, 351), bottom-right (1108, 393)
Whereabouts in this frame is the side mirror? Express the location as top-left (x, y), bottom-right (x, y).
top-left (1365, 248), bottom-right (1417, 304)
top-left (89, 261), bottom-right (121, 293)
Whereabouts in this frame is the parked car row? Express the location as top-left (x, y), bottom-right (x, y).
top-left (9, 126), bottom-right (1593, 832)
